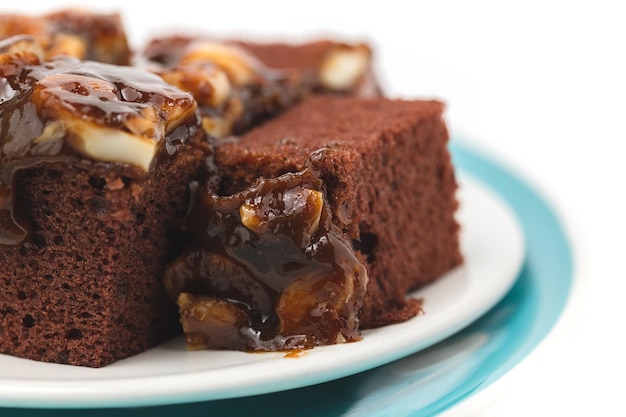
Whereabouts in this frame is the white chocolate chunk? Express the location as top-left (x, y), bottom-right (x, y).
top-left (320, 46), bottom-right (370, 91)
top-left (63, 118), bottom-right (158, 172)
top-left (30, 70), bottom-right (196, 171)
top-left (30, 120), bottom-right (66, 156)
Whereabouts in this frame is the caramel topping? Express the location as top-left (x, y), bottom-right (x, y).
top-left (0, 10), bottom-right (131, 65)
top-left (139, 36), bottom-right (307, 139)
top-left (164, 170), bottom-right (368, 351)
top-left (0, 39), bottom-right (199, 245)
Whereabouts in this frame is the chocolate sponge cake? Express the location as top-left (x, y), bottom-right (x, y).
top-left (235, 39), bottom-right (382, 97)
top-left (164, 95), bottom-right (462, 351)
top-left (0, 38), bottom-right (207, 367)
top-left (1, 9), bottom-right (462, 365)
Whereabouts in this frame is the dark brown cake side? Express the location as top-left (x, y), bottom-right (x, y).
top-left (0, 149), bottom-right (203, 367)
top-left (213, 95), bottom-right (462, 328)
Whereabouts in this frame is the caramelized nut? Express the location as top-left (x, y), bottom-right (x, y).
top-left (165, 170), bottom-right (369, 351)
top-left (180, 42), bottom-right (259, 86)
top-left (178, 293), bottom-right (252, 350)
top-left (239, 186), bottom-right (324, 245)
top-left (277, 233), bottom-right (368, 344)
top-left (160, 64), bottom-right (232, 108)
top-left (0, 35), bottom-right (44, 62)
top-left (45, 33), bottom-right (87, 61)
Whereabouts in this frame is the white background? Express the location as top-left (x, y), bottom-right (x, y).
top-left (3, 1), bottom-right (625, 415)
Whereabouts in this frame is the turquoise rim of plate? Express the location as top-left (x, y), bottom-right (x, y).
top-left (0, 139), bottom-right (575, 417)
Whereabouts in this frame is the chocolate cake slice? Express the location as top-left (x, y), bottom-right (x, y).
top-left (164, 95), bottom-right (462, 351)
top-left (1, 9), bottom-right (462, 363)
top-left (0, 37), bottom-right (207, 367)
top-left (0, 9), bottom-right (131, 65)
top-left (138, 36), bottom-right (380, 139)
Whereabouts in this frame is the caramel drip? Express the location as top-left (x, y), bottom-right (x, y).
top-left (164, 170), bottom-right (368, 351)
top-left (0, 40), bottom-right (199, 245)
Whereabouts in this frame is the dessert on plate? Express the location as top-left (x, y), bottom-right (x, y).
top-left (0, 9), bottom-right (462, 366)
top-left (165, 95), bottom-right (461, 351)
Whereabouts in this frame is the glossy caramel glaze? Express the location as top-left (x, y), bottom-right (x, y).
top-left (139, 36), bottom-right (309, 138)
top-left (0, 38), bottom-right (200, 245)
top-left (164, 170), bottom-right (368, 351)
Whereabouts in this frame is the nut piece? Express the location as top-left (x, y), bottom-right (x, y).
top-left (239, 203), bottom-right (262, 229)
top-left (68, 120), bottom-right (161, 172)
top-left (1, 11), bottom-right (131, 65)
top-left (45, 33), bottom-right (87, 61)
top-left (177, 292), bottom-right (252, 350)
top-left (303, 189), bottom-right (324, 237)
top-left (276, 234), bottom-right (369, 344)
top-left (319, 44), bottom-right (371, 92)
top-left (180, 41), bottom-right (259, 86)
top-left (240, 187), bottom-right (324, 240)
top-left (200, 96), bottom-right (244, 139)
top-left (0, 15), bottom-right (48, 39)
top-left (160, 64), bottom-right (232, 109)
top-left (0, 35), bottom-right (44, 62)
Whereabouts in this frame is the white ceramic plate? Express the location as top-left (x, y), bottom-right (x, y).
top-left (0, 174), bottom-right (524, 409)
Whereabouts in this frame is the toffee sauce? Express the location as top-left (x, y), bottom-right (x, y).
top-left (164, 170), bottom-right (369, 351)
top-left (0, 42), bottom-right (198, 245)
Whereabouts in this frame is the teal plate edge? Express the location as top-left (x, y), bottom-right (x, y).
top-left (0, 139), bottom-right (575, 417)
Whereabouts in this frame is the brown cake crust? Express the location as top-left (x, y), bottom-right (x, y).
top-left (236, 40), bottom-right (381, 97)
top-left (237, 40), bottom-right (349, 71)
top-left (215, 95), bottom-right (462, 327)
top-left (0, 143), bottom-right (204, 366)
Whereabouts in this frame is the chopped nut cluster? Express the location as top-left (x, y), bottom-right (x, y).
top-left (2, 57), bottom-right (197, 171)
top-left (165, 170), bottom-right (369, 351)
top-left (1, 34), bottom-right (200, 245)
top-left (0, 10), bottom-right (130, 65)
top-left (139, 37), bottom-right (304, 139)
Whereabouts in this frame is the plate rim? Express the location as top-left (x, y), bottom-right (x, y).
top-left (439, 139), bottom-right (577, 416)
top-left (0, 163), bottom-right (526, 409)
